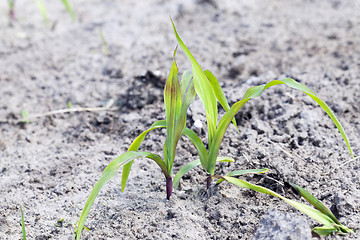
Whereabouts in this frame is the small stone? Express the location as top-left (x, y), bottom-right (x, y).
top-left (194, 119), bottom-right (203, 129)
top-left (254, 209), bottom-right (311, 240)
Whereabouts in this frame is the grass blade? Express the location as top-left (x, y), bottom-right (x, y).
top-left (121, 120), bottom-right (166, 192)
top-left (164, 48), bottom-right (182, 174)
top-left (208, 99), bottom-right (250, 174)
top-left (35, 0), bottom-right (49, 25)
top-left (61, 0), bottom-right (76, 21)
top-left (171, 19), bottom-right (218, 148)
top-left (20, 205), bottom-right (26, 240)
top-left (312, 226), bottom-right (339, 236)
top-left (216, 168), bottom-right (269, 184)
top-left (204, 70), bottom-right (238, 131)
top-left (173, 157), bottom-right (234, 189)
top-left (76, 151), bottom-right (163, 239)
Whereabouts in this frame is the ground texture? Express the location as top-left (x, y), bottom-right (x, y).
top-left (0, 0), bottom-right (359, 239)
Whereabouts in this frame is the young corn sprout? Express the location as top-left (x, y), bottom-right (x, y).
top-left (171, 20), bottom-right (354, 236)
top-left (75, 48), bottom-right (200, 239)
top-left (20, 206), bottom-right (27, 240)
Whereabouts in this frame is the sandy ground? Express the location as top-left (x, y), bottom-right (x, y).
top-left (0, 0), bottom-right (359, 239)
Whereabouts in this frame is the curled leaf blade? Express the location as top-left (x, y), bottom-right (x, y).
top-left (121, 120), bottom-right (166, 192)
top-left (173, 157), bottom-right (234, 190)
top-left (164, 48), bottom-right (182, 173)
top-left (182, 128), bottom-right (208, 170)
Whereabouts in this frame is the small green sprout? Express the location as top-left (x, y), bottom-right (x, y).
top-left (35, 0), bottom-right (49, 25)
top-left (21, 110), bottom-right (31, 123)
top-left (7, 0), bottom-right (15, 20)
top-left (20, 205), bottom-right (27, 240)
top-left (75, 48), bottom-right (197, 239)
top-left (60, 0), bottom-right (76, 21)
top-left (75, 20), bottom-right (355, 239)
top-left (99, 30), bottom-right (109, 55)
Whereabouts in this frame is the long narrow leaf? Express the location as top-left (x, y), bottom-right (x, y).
top-left (216, 168), bottom-right (269, 184)
top-left (222, 176), bottom-right (336, 229)
top-left (121, 120), bottom-right (166, 192)
top-left (173, 157), bottom-right (234, 189)
top-left (289, 183), bottom-right (340, 224)
top-left (207, 99), bottom-right (250, 174)
top-left (164, 48), bottom-right (182, 174)
top-left (204, 70), bottom-right (238, 131)
top-left (171, 19), bottom-right (218, 148)
top-left (76, 151), bottom-right (163, 240)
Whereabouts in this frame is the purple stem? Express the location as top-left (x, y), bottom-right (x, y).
top-left (206, 174), bottom-right (212, 189)
top-left (166, 177), bottom-right (173, 200)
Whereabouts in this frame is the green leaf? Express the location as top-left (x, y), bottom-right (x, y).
top-left (312, 226), bottom-right (339, 236)
top-left (20, 205), bottom-right (26, 240)
top-left (172, 70), bottom-right (196, 170)
top-left (289, 183), bottom-right (340, 225)
top-left (176, 70), bottom-right (196, 140)
top-left (164, 48), bottom-right (182, 174)
top-left (182, 128), bottom-right (208, 170)
top-left (222, 176), bottom-right (336, 229)
top-left (207, 78), bottom-right (354, 175)
top-left (173, 157), bottom-right (234, 189)
top-left (171, 19), bottom-right (218, 147)
top-left (204, 70), bottom-right (238, 131)
top-left (216, 168), bottom-right (269, 184)
top-left (76, 151), bottom-right (163, 240)
top-left (207, 99), bottom-right (250, 174)
top-left (121, 120), bottom-right (166, 192)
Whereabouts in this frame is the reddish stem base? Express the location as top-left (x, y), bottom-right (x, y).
top-left (166, 177), bottom-right (173, 200)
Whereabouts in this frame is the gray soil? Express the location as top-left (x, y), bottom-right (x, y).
top-left (1, 0), bottom-right (359, 239)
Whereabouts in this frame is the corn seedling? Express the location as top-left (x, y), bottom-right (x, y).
top-left (35, 0), bottom-right (49, 25)
top-left (60, 0), bottom-right (76, 21)
top-left (171, 20), bottom-right (354, 235)
top-left (75, 48), bottom-right (204, 239)
top-left (7, 0), bottom-right (15, 20)
top-left (20, 205), bottom-right (27, 240)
